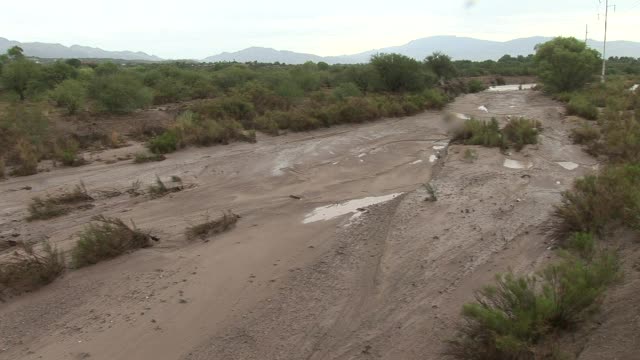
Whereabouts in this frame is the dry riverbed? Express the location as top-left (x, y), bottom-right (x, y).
top-left (0, 88), bottom-right (597, 360)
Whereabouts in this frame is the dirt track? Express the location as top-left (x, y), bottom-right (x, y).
top-left (0, 89), bottom-right (597, 359)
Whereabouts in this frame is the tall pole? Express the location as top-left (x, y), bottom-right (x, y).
top-left (585, 24), bottom-right (588, 44)
top-left (601, 0), bottom-right (609, 83)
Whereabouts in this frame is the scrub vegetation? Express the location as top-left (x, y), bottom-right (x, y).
top-left (450, 36), bottom-right (640, 360)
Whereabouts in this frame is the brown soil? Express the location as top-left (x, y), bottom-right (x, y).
top-left (0, 89), bottom-right (629, 360)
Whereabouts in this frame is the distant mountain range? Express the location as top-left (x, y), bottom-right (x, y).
top-left (2, 35), bottom-right (639, 64)
top-left (204, 36), bottom-right (640, 64)
top-left (0, 37), bottom-right (161, 62)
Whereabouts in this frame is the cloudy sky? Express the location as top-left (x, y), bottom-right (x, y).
top-left (3, 0), bottom-right (640, 59)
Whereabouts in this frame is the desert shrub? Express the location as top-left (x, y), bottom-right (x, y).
top-left (422, 88), bottom-right (448, 109)
top-left (332, 82), bottom-right (362, 100)
top-left (448, 254), bottom-right (619, 360)
top-left (134, 152), bottom-right (166, 164)
top-left (186, 210), bottom-right (240, 240)
top-left (0, 158), bottom-right (5, 179)
top-left (564, 232), bottom-right (596, 260)
top-left (426, 52), bottom-right (457, 81)
top-left (71, 216), bottom-right (153, 268)
top-left (501, 118), bottom-right (541, 151)
top-left (570, 124), bottom-right (600, 145)
top-left (467, 79), bottom-right (486, 93)
top-left (90, 72), bottom-right (153, 114)
top-left (254, 114), bottom-right (280, 135)
top-left (147, 130), bottom-right (179, 154)
top-left (148, 176), bottom-right (183, 198)
top-left (453, 118), bottom-right (504, 148)
top-left (11, 140), bottom-right (39, 176)
top-left (0, 242), bottom-right (65, 298)
top-left (49, 79), bottom-right (86, 114)
top-left (601, 112), bottom-right (640, 163)
top-left (192, 96), bottom-right (256, 127)
top-left (401, 101), bottom-right (421, 115)
top-left (567, 95), bottom-right (598, 120)
top-left (27, 183), bottom-right (93, 221)
top-left (370, 53), bottom-right (428, 92)
top-left (463, 149), bottom-right (478, 162)
top-left (333, 97), bottom-right (380, 123)
top-left (534, 37), bottom-right (601, 93)
top-left (553, 164), bottom-right (640, 238)
top-left (495, 77), bottom-right (506, 86)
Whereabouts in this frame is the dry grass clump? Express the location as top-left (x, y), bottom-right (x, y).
top-left (186, 210), bottom-right (240, 241)
top-left (148, 176), bottom-right (183, 198)
top-left (134, 152), bottom-right (166, 164)
top-left (71, 216), bottom-right (153, 268)
top-left (27, 183), bottom-right (93, 221)
top-left (0, 242), bottom-right (65, 299)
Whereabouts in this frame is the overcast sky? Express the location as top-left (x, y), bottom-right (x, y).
top-left (3, 0), bottom-right (640, 59)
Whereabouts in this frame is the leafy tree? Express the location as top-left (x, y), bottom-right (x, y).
top-left (50, 79), bottom-right (87, 114)
top-left (534, 37), bottom-right (601, 92)
top-left (1, 58), bottom-right (41, 100)
top-left (317, 61), bottom-right (330, 71)
top-left (370, 53), bottom-right (427, 92)
top-left (426, 52), bottom-right (457, 81)
top-left (90, 72), bottom-right (152, 113)
top-left (7, 46), bottom-right (25, 60)
top-left (41, 61), bottom-right (78, 88)
top-left (65, 58), bottom-right (82, 68)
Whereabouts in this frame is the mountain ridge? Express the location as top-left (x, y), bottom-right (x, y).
top-left (0, 37), bottom-right (162, 62)
top-left (2, 35), bottom-right (639, 64)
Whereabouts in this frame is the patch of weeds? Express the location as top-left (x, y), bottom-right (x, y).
top-left (0, 241), bottom-right (65, 299)
top-left (463, 149), bottom-right (478, 163)
top-left (27, 183), bottom-right (93, 221)
top-left (570, 124), bottom-right (600, 146)
top-left (567, 95), bottom-right (598, 120)
top-left (134, 152), bottom-right (166, 164)
top-left (453, 118), bottom-right (504, 148)
top-left (552, 164), bottom-right (640, 239)
top-left (71, 216), bottom-right (153, 268)
top-left (501, 118), bottom-right (541, 151)
top-left (126, 180), bottom-right (144, 197)
top-left (11, 140), bottom-right (39, 177)
top-left (59, 149), bottom-right (87, 167)
top-left (148, 176), bottom-right (183, 199)
top-left (423, 183), bottom-right (438, 202)
top-left (454, 118), bottom-right (540, 151)
top-left (0, 158), bottom-right (5, 179)
top-left (186, 210), bottom-right (240, 241)
top-left (447, 253), bottom-right (619, 360)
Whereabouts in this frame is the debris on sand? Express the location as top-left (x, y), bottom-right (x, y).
top-left (289, 195), bottom-right (302, 200)
top-left (186, 210), bottom-right (240, 241)
top-left (556, 161), bottom-right (579, 171)
top-left (303, 193), bottom-right (402, 224)
top-left (503, 159), bottom-right (532, 169)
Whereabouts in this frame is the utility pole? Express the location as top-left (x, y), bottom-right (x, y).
top-left (585, 24), bottom-right (588, 44)
top-left (601, 0), bottom-right (615, 83)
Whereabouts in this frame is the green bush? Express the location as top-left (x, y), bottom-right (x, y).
top-left (147, 130), bottom-right (179, 154)
top-left (501, 118), bottom-right (541, 151)
top-left (90, 72), bottom-right (153, 114)
top-left (192, 96), bottom-right (256, 127)
top-left (454, 118), bottom-right (504, 148)
top-left (534, 37), bottom-right (601, 93)
top-left (567, 95), bottom-right (598, 120)
top-left (467, 79), bottom-right (486, 93)
top-left (553, 164), bottom-right (640, 238)
top-left (332, 82), bottom-right (362, 100)
top-left (72, 216), bottom-right (153, 268)
top-left (448, 253), bottom-right (619, 360)
top-left (49, 79), bottom-right (87, 114)
top-left (570, 124), bottom-right (600, 145)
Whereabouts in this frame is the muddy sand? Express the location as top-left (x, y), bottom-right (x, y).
top-left (0, 89), bottom-right (600, 359)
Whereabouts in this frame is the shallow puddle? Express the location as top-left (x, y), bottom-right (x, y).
top-left (303, 193), bottom-right (403, 224)
top-left (487, 84), bottom-right (536, 92)
top-left (557, 161), bottom-right (579, 171)
top-left (503, 159), bottom-right (532, 169)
